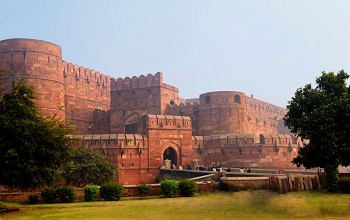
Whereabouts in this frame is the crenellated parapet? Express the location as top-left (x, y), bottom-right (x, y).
top-left (61, 60), bottom-right (111, 134)
top-left (62, 61), bottom-right (111, 90)
top-left (245, 95), bottom-right (289, 136)
top-left (72, 133), bottom-right (148, 149)
top-left (165, 101), bottom-right (200, 116)
top-left (146, 114), bottom-right (192, 129)
top-left (245, 95), bottom-right (287, 122)
top-left (190, 133), bottom-right (301, 169)
top-left (112, 72), bottom-right (163, 90)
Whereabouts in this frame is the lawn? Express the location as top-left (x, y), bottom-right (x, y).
top-left (2, 190), bottom-right (350, 220)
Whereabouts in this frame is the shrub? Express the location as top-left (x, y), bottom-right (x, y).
top-left (100, 183), bottom-right (123, 201)
top-left (0, 201), bottom-right (6, 208)
top-left (219, 181), bottom-right (229, 191)
top-left (41, 188), bottom-right (58, 204)
top-left (84, 185), bottom-right (99, 202)
top-left (57, 186), bottom-right (75, 203)
top-left (179, 180), bottom-right (198, 197)
top-left (28, 193), bottom-right (39, 204)
top-left (338, 177), bottom-right (350, 193)
top-left (160, 180), bottom-right (179, 198)
top-left (137, 183), bottom-right (151, 198)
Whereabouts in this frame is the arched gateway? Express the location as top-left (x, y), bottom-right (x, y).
top-left (163, 147), bottom-right (177, 166)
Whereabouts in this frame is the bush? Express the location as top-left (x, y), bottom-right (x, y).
top-left (0, 201), bottom-right (6, 208)
top-left (100, 183), bottom-right (123, 201)
top-left (56, 186), bottom-right (75, 203)
top-left (160, 180), bottom-right (179, 198)
top-left (84, 185), bottom-right (99, 202)
top-left (179, 180), bottom-right (198, 197)
top-left (338, 177), bottom-right (350, 193)
top-left (28, 193), bottom-right (39, 204)
top-left (41, 188), bottom-right (58, 204)
top-left (137, 183), bottom-right (151, 198)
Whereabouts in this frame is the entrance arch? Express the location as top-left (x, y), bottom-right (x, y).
top-left (163, 147), bottom-right (177, 166)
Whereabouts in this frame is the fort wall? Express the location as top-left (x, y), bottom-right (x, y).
top-left (0, 38), bottom-right (111, 134)
top-left (110, 73), bottom-right (185, 133)
top-left (72, 130), bottom-right (300, 185)
top-left (245, 95), bottom-right (288, 137)
top-left (0, 38), bottom-right (298, 186)
top-left (62, 61), bottom-right (110, 134)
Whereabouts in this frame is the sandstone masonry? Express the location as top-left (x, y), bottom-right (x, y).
top-left (0, 38), bottom-right (301, 184)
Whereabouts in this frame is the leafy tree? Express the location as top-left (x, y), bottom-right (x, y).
top-left (284, 70), bottom-right (350, 191)
top-left (0, 78), bottom-right (73, 191)
top-left (61, 147), bottom-right (117, 187)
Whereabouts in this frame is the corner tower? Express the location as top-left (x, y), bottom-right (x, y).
top-left (0, 38), bottom-right (65, 120)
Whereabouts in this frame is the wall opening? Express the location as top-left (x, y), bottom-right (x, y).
top-left (205, 96), bottom-right (210, 104)
top-left (163, 147), bottom-right (177, 166)
top-left (125, 122), bottom-right (138, 134)
top-left (234, 95), bottom-right (241, 104)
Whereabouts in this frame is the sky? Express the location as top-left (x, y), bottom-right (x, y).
top-left (2, 0), bottom-right (350, 107)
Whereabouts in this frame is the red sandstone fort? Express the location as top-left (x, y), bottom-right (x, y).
top-left (0, 38), bottom-right (302, 184)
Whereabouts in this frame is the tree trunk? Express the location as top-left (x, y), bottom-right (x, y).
top-left (325, 163), bottom-right (339, 192)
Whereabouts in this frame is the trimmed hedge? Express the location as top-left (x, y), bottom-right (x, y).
top-left (41, 188), bottom-right (58, 204)
top-left (179, 180), bottom-right (198, 197)
top-left (100, 183), bottom-right (123, 201)
top-left (57, 186), bottom-right (75, 203)
top-left (84, 185), bottom-right (99, 202)
top-left (137, 183), bottom-right (151, 198)
top-left (338, 177), bottom-right (350, 193)
top-left (160, 180), bottom-right (179, 198)
top-left (28, 193), bottom-right (38, 204)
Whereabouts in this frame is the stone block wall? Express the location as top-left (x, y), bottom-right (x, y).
top-left (0, 38), bottom-right (65, 120)
top-left (62, 61), bottom-right (110, 134)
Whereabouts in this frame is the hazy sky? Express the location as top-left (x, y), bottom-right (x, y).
top-left (2, 0), bottom-right (350, 107)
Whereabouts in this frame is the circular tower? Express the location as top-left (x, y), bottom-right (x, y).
top-left (0, 38), bottom-right (65, 120)
top-left (198, 91), bottom-right (248, 135)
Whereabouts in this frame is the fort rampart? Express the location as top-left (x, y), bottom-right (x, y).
top-left (0, 38), bottom-right (110, 134)
top-left (0, 38), bottom-right (298, 185)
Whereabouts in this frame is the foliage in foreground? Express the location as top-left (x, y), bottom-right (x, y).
top-left (84, 185), bottom-right (99, 202)
top-left (137, 183), bottom-right (151, 198)
top-left (284, 70), bottom-right (350, 192)
top-left (56, 186), bottom-right (75, 203)
top-left (41, 188), bottom-right (58, 204)
top-left (41, 186), bottom-right (75, 203)
top-left (337, 177), bottom-right (350, 193)
top-left (28, 194), bottom-right (39, 204)
top-left (100, 183), bottom-right (123, 201)
top-left (160, 180), bottom-right (179, 198)
top-left (61, 147), bottom-right (117, 187)
top-left (3, 191), bottom-right (350, 220)
top-left (0, 78), bottom-right (73, 190)
top-left (179, 179), bottom-right (198, 197)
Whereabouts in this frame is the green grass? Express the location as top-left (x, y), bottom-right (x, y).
top-left (2, 190), bottom-right (350, 220)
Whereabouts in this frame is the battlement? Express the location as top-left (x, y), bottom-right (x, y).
top-left (192, 133), bottom-right (300, 147)
top-left (245, 95), bottom-right (287, 120)
top-left (111, 72), bottom-right (164, 90)
top-left (62, 61), bottom-right (111, 87)
top-left (165, 101), bottom-right (200, 115)
top-left (145, 114), bottom-right (192, 129)
top-left (202, 134), bottom-right (256, 146)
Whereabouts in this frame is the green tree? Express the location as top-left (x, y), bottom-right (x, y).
top-left (61, 147), bottom-right (117, 187)
top-left (0, 78), bottom-right (73, 190)
top-left (284, 70), bottom-right (350, 191)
